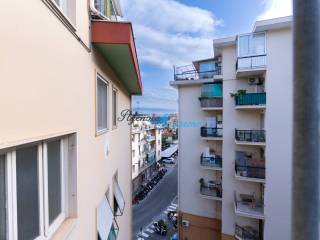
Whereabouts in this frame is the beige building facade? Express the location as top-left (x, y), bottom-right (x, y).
top-left (171, 16), bottom-right (292, 240)
top-left (0, 0), bottom-right (142, 240)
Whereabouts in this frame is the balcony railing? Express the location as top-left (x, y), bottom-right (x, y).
top-left (236, 55), bottom-right (267, 70)
top-left (174, 64), bottom-right (222, 81)
top-left (235, 93), bottom-right (266, 106)
top-left (199, 97), bottom-right (223, 108)
top-left (200, 181), bottom-right (222, 199)
top-left (235, 129), bottom-right (265, 143)
top-left (234, 192), bottom-right (264, 219)
top-left (201, 127), bottom-right (223, 138)
top-left (235, 224), bottom-right (259, 240)
top-left (200, 153), bottom-right (222, 168)
top-left (235, 164), bottom-right (265, 180)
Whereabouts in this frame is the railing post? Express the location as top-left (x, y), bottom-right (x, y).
top-left (292, 0), bottom-right (320, 239)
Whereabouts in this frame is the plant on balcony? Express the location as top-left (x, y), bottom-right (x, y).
top-left (230, 89), bottom-right (247, 97)
top-left (199, 178), bottom-right (204, 188)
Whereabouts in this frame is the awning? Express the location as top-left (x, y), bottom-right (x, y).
top-left (91, 20), bottom-right (142, 95)
top-left (114, 180), bottom-right (125, 216)
top-left (161, 144), bottom-right (178, 158)
top-left (97, 197), bottom-right (114, 240)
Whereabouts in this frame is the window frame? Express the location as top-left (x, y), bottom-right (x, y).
top-left (1, 137), bottom-right (75, 240)
top-left (96, 73), bottom-right (109, 135)
top-left (112, 87), bottom-right (118, 128)
top-left (237, 32), bottom-right (267, 58)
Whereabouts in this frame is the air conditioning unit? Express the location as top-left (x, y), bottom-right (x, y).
top-left (248, 77), bottom-right (261, 85)
top-left (182, 220), bottom-right (190, 227)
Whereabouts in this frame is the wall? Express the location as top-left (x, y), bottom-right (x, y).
top-left (178, 85), bottom-right (221, 219)
top-left (221, 45), bottom-right (261, 236)
top-left (264, 27), bottom-right (292, 240)
top-left (0, 0), bottom-right (132, 239)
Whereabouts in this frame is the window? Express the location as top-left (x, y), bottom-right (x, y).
top-left (238, 33), bottom-right (266, 57)
top-left (132, 165), bottom-right (135, 173)
top-left (97, 74), bottom-right (108, 133)
top-left (112, 88), bottom-right (117, 127)
top-left (0, 136), bottom-right (77, 239)
top-left (48, 0), bottom-right (76, 25)
top-left (132, 135), bottom-right (135, 142)
top-left (0, 155), bottom-right (6, 240)
top-left (158, 140), bottom-right (160, 145)
top-left (94, 0), bottom-right (117, 20)
top-left (132, 150), bottom-right (135, 158)
top-left (113, 176), bottom-right (125, 216)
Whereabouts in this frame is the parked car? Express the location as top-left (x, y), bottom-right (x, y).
top-left (163, 158), bottom-right (175, 164)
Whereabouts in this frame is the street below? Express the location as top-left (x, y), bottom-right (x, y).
top-left (133, 163), bottom-right (178, 238)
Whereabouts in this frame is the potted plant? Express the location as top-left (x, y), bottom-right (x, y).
top-left (230, 89), bottom-right (247, 97)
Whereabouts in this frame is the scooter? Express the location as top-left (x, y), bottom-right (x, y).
top-left (153, 220), bottom-right (167, 236)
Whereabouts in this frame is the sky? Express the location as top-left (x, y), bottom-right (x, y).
top-left (120, 0), bottom-right (292, 114)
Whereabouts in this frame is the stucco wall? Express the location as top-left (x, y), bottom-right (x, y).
top-left (0, 0), bottom-right (132, 239)
top-left (264, 28), bottom-right (292, 240)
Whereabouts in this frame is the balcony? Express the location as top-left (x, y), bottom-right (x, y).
top-left (235, 164), bottom-right (265, 183)
top-left (234, 192), bottom-right (264, 220)
top-left (199, 179), bottom-right (222, 201)
top-left (200, 153), bottom-right (222, 170)
top-left (91, 21), bottom-right (142, 95)
top-left (201, 127), bottom-right (223, 140)
top-left (235, 129), bottom-right (265, 146)
top-left (146, 135), bottom-right (156, 142)
top-left (236, 33), bottom-right (266, 77)
top-left (235, 224), bottom-right (259, 240)
top-left (173, 59), bottom-right (222, 83)
top-left (235, 93), bottom-right (266, 110)
top-left (199, 83), bottom-right (223, 110)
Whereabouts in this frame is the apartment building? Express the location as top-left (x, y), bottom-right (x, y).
top-left (132, 122), bottom-right (162, 195)
top-left (0, 0), bottom-right (142, 240)
top-left (170, 16), bottom-right (292, 240)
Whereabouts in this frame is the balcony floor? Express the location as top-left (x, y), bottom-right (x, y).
top-left (235, 140), bottom-right (266, 147)
top-left (235, 173), bottom-right (265, 183)
top-left (235, 105), bottom-right (266, 110)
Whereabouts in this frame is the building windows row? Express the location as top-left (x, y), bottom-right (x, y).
top-left (96, 73), bottom-right (118, 135)
top-left (0, 135), bottom-right (77, 240)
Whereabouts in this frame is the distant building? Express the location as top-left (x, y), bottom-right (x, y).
top-left (131, 121), bottom-right (162, 195)
top-left (171, 17), bottom-right (292, 240)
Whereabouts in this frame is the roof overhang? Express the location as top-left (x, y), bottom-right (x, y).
top-left (92, 20), bottom-right (142, 95)
top-left (253, 16), bottom-right (292, 32)
top-left (213, 36), bottom-right (236, 56)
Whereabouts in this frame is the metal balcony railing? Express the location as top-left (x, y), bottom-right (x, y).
top-left (235, 129), bottom-right (265, 143)
top-left (235, 164), bottom-right (265, 179)
top-left (235, 224), bottom-right (260, 240)
top-left (200, 181), bottom-right (222, 198)
top-left (200, 153), bottom-right (222, 168)
top-left (199, 97), bottom-right (223, 108)
top-left (174, 64), bottom-right (222, 81)
top-left (235, 93), bottom-right (266, 106)
top-left (201, 127), bottom-right (223, 138)
top-left (236, 54), bottom-right (267, 70)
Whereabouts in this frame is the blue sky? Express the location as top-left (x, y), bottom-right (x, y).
top-left (121, 0), bottom-right (292, 114)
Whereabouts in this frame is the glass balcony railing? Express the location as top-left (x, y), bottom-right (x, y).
top-left (201, 127), bottom-right (223, 138)
top-left (235, 129), bottom-right (265, 143)
top-left (199, 180), bottom-right (222, 199)
top-left (234, 192), bottom-right (264, 219)
top-left (236, 55), bottom-right (267, 70)
top-left (235, 164), bottom-right (265, 180)
top-left (200, 153), bottom-right (222, 169)
top-left (235, 93), bottom-right (266, 106)
top-left (174, 64), bottom-right (222, 81)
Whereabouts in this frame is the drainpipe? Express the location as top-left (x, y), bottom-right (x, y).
top-left (292, 0), bottom-right (320, 239)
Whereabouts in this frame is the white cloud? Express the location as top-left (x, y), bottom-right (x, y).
top-left (120, 0), bottom-right (222, 69)
top-left (258, 0), bottom-right (292, 20)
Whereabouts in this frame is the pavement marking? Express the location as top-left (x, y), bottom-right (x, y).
top-left (164, 210), bottom-right (168, 214)
top-left (146, 228), bottom-right (154, 233)
top-left (137, 238), bottom-right (144, 240)
top-left (140, 232), bottom-right (149, 238)
top-left (171, 203), bottom-right (178, 207)
top-left (167, 206), bottom-right (176, 211)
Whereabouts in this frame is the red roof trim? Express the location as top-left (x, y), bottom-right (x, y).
top-left (91, 20), bottom-right (142, 94)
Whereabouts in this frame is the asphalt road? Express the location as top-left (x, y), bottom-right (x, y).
top-left (133, 164), bottom-right (178, 236)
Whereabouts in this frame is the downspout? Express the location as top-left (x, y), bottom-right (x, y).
top-left (292, 0), bottom-right (320, 239)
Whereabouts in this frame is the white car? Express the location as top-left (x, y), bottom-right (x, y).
top-left (162, 158), bottom-right (175, 164)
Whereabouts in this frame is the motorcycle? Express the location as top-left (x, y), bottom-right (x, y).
top-left (153, 220), bottom-right (168, 236)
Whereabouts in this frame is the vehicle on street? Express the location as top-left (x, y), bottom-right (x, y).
top-left (163, 158), bottom-right (175, 164)
top-left (153, 220), bottom-right (168, 236)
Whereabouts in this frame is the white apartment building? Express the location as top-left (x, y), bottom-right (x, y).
top-left (132, 122), bottom-right (162, 195)
top-left (0, 0), bottom-right (142, 240)
top-left (171, 16), bottom-right (292, 240)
